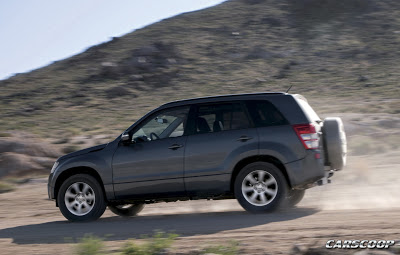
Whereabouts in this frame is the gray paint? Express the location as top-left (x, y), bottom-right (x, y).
top-left (257, 125), bottom-right (306, 164)
top-left (284, 150), bottom-right (325, 188)
top-left (112, 136), bottom-right (187, 198)
top-left (48, 92), bottom-right (327, 203)
top-left (184, 128), bottom-right (259, 195)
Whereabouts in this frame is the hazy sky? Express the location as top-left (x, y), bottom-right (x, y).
top-left (0, 0), bottom-right (225, 80)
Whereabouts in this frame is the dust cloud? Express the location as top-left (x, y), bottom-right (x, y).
top-left (303, 151), bottom-right (400, 210)
top-left (141, 151), bottom-right (400, 215)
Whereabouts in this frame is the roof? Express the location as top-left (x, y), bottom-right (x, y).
top-left (161, 92), bottom-right (287, 108)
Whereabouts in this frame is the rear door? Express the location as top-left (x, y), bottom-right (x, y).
top-left (184, 101), bottom-right (258, 196)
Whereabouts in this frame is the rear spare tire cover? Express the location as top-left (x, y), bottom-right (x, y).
top-left (323, 117), bottom-right (347, 170)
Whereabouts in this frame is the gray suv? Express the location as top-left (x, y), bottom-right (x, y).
top-left (48, 92), bottom-right (347, 221)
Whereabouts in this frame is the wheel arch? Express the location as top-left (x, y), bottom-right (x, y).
top-left (230, 155), bottom-right (291, 193)
top-left (54, 166), bottom-right (106, 205)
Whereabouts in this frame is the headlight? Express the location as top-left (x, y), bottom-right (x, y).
top-left (50, 161), bottom-right (59, 174)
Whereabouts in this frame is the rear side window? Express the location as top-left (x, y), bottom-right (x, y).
top-left (194, 103), bottom-right (250, 134)
top-left (245, 100), bottom-right (288, 127)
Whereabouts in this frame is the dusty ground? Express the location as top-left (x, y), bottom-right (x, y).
top-left (0, 151), bottom-right (400, 255)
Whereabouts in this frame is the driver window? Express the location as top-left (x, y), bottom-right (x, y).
top-left (132, 106), bottom-right (190, 142)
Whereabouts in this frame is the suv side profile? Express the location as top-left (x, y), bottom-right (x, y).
top-left (48, 92), bottom-right (347, 221)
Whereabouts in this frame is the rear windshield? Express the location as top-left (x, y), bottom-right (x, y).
top-left (295, 96), bottom-right (321, 122)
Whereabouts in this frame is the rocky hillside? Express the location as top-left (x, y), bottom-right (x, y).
top-left (0, 132), bottom-right (59, 178)
top-left (1, 0), bottom-right (399, 140)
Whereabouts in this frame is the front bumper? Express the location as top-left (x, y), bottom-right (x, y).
top-left (48, 173), bottom-right (55, 200)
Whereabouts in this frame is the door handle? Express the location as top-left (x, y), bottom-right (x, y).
top-left (168, 144), bottom-right (183, 150)
top-left (237, 135), bottom-right (253, 142)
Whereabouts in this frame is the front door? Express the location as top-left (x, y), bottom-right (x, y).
top-left (112, 106), bottom-right (190, 199)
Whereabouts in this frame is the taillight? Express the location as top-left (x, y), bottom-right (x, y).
top-left (293, 124), bottom-right (319, 149)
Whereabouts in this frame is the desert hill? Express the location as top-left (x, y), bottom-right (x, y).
top-left (1, 0), bottom-right (399, 140)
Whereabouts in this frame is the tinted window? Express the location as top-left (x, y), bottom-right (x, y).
top-left (195, 103), bottom-right (250, 134)
top-left (246, 100), bottom-right (288, 127)
top-left (132, 106), bottom-right (190, 141)
top-left (295, 97), bottom-right (321, 122)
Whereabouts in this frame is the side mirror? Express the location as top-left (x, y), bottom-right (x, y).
top-left (155, 117), bottom-right (168, 124)
top-left (133, 135), bottom-right (148, 143)
top-left (121, 133), bottom-right (130, 143)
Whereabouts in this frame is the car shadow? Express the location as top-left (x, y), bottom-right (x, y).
top-left (0, 207), bottom-right (318, 244)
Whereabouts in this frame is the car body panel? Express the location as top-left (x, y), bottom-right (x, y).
top-left (284, 150), bottom-right (325, 188)
top-left (48, 142), bottom-right (116, 200)
top-left (112, 136), bottom-right (187, 199)
top-left (184, 128), bottom-right (259, 196)
top-left (48, 92), bottom-right (329, 204)
top-left (257, 125), bottom-right (306, 164)
top-left (57, 143), bottom-right (108, 161)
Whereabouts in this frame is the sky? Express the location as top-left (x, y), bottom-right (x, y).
top-left (0, 0), bottom-right (226, 80)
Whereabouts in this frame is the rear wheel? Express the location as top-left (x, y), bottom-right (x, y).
top-left (57, 174), bottom-right (107, 222)
top-left (234, 162), bottom-right (288, 213)
top-left (286, 189), bottom-right (306, 207)
top-left (108, 204), bottom-right (144, 217)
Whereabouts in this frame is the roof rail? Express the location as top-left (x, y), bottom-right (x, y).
top-left (163, 92), bottom-right (286, 106)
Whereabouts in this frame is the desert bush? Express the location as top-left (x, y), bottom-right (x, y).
top-left (73, 140), bottom-right (87, 145)
top-left (0, 182), bottom-right (15, 194)
top-left (3, 177), bottom-right (30, 184)
top-left (121, 232), bottom-right (178, 255)
top-left (201, 240), bottom-right (239, 255)
top-left (72, 233), bottom-right (241, 255)
top-left (52, 138), bottom-right (70, 144)
top-left (288, 0), bottom-right (373, 23)
top-left (105, 86), bottom-right (133, 99)
top-left (62, 145), bottom-right (80, 154)
top-left (75, 234), bottom-right (105, 255)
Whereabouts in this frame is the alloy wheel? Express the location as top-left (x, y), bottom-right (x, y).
top-left (241, 170), bottom-right (278, 206)
top-left (64, 182), bottom-right (96, 216)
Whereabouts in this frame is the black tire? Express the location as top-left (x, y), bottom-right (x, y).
top-left (323, 117), bottom-right (347, 170)
top-left (108, 204), bottom-right (145, 217)
top-left (286, 189), bottom-right (306, 207)
top-left (234, 162), bottom-right (288, 213)
top-left (57, 174), bottom-right (107, 222)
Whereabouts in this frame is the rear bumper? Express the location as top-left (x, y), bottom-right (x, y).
top-left (284, 150), bottom-right (326, 189)
top-left (315, 170), bottom-right (334, 186)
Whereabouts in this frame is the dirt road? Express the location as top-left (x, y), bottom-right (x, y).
top-left (1, 152), bottom-right (399, 254)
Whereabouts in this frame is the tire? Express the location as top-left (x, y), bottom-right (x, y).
top-left (323, 117), bottom-right (347, 170)
top-left (108, 204), bottom-right (145, 217)
top-left (57, 174), bottom-right (107, 222)
top-left (286, 189), bottom-right (305, 207)
top-left (234, 162), bottom-right (288, 213)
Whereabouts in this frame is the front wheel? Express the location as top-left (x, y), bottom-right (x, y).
top-left (234, 162), bottom-right (288, 213)
top-left (57, 174), bottom-right (107, 222)
top-left (108, 204), bottom-right (144, 217)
